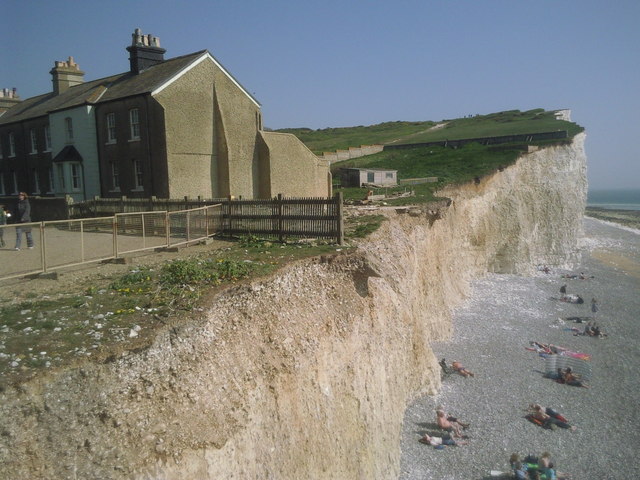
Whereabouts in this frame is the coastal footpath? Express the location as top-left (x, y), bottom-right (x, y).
top-left (0, 134), bottom-right (587, 479)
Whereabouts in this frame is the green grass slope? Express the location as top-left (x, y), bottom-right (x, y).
top-left (275, 109), bottom-right (583, 155)
top-left (279, 108), bottom-right (583, 205)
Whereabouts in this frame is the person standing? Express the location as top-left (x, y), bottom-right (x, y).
top-left (0, 204), bottom-right (8, 247)
top-left (14, 192), bottom-right (34, 250)
top-left (591, 297), bottom-right (598, 318)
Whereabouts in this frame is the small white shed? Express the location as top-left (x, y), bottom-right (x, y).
top-left (340, 168), bottom-right (398, 187)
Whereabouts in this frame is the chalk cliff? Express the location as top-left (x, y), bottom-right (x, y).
top-left (0, 133), bottom-right (587, 480)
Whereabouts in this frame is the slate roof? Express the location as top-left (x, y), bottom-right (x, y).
top-left (0, 49), bottom-right (258, 126)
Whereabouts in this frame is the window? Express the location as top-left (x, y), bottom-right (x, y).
top-left (133, 159), bottom-right (143, 189)
top-left (0, 173), bottom-right (4, 195)
top-left (45, 126), bottom-right (52, 151)
top-left (129, 108), bottom-right (140, 140)
top-left (65, 117), bottom-right (74, 142)
top-left (367, 171), bottom-right (375, 183)
top-left (57, 164), bottom-right (66, 190)
top-left (30, 129), bottom-right (38, 154)
top-left (71, 163), bottom-right (82, 190)
top-left (0, 139), bottom-right (3, 159)
top-left (32, 168), bottom-right (40, 194)
top-left (385, 172), bottom-right (394, 179)
top-left (111, 161), bottom-right (120, 190)
top-left (11, 171), bottom-right (18, 194)
top-left (9, 132), bottom-right (16, 157)
top-left (106, 113), bottom-right (116, 143)
top-left (48, 167), bottom-right (55, 192)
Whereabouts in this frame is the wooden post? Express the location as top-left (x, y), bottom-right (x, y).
top-left (278, 193), bottom-right (284, 243)
top-left (336, 192), bottom-right (344, 245)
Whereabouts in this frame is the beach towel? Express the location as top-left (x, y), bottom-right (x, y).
top-left (544, 355), bottom-right (592, 381)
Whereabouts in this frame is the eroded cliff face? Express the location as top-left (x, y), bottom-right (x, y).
top-left (0, 134), bottom-right (587, 480)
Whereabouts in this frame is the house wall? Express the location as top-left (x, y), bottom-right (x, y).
top-left (154, 59), bottom-right (216, 198)
top-left (95, 97), bottom-right (162, 198)
top-left (212, 60), bottom-right (262, 198)
top-left (49, 106), bottom-right (100, 202)
top-left (258, 131), bottom-right (331, 198)
top-left (0, 117), bottom-right (52, 196)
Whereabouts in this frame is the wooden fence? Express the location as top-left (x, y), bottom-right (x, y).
top-left (68, 194), bottom-right (344, 244)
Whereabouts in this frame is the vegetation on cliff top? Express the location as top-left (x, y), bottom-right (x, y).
top-left (0, 226), bottom-right (377, 386)
top-left (276, 109), bottom-right (583, 154)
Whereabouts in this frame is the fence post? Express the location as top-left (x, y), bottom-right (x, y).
top-left (40, 222), bottom-right (47, 273)
top-left (336, 192), bottom-right (344, 245)
top-left (113, 215), bottom-right (118, 258)
top-left (277, 193), bottom-right (284, 243)
top-left (165, 211), bottom-right (170, 248)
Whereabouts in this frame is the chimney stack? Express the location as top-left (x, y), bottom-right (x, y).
top-left (126, 28), bottom-right (166, 74)
top-left (50, 57), bottom-right (85, 95)
top-left (0, 88), bottom-right (21, 113)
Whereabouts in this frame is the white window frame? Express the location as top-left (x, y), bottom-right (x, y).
top-left (8, 132), bottom-right (16, 157)
top-left (30, 129), bottom-right (38, 154)
top-left (32, 168), bottom-right (40, 194)
top-left (106, 113), bottom-right (117, 143)
top-left (129, 108), bottom-right (140, 140)
top-left (11, 171), bottom-right (18, 194)
top-left (111, 161), bottom-right (120, 191)
top-left (48, 167), bottom-right (55, 193)
top-left (65, 117), bottom-right (74, 142)
top-left (57, 164), bottom-right (66, 190)
top-left (70, 163), bottom-right (82, 191)
top-left (44, 125), bottom-right (52, 152)
top-left (133, 159), bottom-right (144, 190)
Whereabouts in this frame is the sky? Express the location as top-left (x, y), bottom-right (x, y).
top-left (2, 0), bottom-right (638, 190)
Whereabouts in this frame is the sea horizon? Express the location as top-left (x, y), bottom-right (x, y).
top-left (587, 187), bottom-right (640, 211)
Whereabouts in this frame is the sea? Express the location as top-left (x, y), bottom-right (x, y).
top-left (587, 188), bottom-right (640, 211)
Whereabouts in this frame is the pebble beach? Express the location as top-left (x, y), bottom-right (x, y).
top-left (399, 217), bottom-right (640, 479)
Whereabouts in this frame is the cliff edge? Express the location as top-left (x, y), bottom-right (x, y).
top-left (0, 134), bottom-right (587, 479)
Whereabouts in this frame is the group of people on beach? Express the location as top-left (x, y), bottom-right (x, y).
top-left (419, 269), bottom-right (605, 478)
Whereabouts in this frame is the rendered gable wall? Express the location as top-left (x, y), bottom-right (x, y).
top-left (212, 61), bottom-right (262, 198)
top-left (153, 59), bottom-right (216, 198)
top-left (258, 131), bottom-right (331, 197)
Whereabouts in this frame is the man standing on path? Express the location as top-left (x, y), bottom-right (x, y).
top-left (14, 192), bottom-right (34, 250)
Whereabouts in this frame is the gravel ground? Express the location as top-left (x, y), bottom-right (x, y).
top-left (399, 217), bottom-right (640, 480)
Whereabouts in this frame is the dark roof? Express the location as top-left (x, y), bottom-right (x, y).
top-left (0, 50), bottom-right (215, 126)
top-left (342, 167), bottom-right (398, 172)
top-left (53, 145), bottom-right (83, 163)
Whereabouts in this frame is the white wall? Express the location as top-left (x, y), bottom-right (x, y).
top-left (49, 105), bottom-right (100, 202)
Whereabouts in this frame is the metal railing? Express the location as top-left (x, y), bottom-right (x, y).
top-left (0, 204), bottom-right (222, 281)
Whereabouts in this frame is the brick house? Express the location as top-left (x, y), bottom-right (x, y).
top-left (0, 29), bottom-right (331, 203)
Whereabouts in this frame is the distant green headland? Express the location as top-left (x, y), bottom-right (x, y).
top-left (277, 109), bottom-right (584, 205)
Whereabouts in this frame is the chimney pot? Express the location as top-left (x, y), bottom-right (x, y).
top-left (126, 29), bottom-right (166, 74)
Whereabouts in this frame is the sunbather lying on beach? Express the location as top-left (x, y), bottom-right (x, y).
top-left (526, 404), bottom-right (577, 431)
top-left (435, 408), bottom-right (469, 437)
top-left (508, 452), bottom-right (570, 479)
top-left (570, 321), bottom-right (607, 337)
top-left (557, 367), bottom-right (590, 388)
top-left (560, 294), bottom-right (584, 304)
top-left (419, 432), bottom-right (468, 447)
top-left (527, 341), bottom-right (591, 360)
top-left (561, 272), bottom-right (594, 279)
top-left (451, 361), bottom-right (474, 377)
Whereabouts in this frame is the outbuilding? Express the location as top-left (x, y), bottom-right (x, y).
top-left (340, 167), bottom-right (397, 188)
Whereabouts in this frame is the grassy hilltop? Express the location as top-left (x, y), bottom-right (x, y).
top-left (277, 108), bottom-right (584, 204)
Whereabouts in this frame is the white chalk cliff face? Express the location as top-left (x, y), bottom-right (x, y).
top-left (0, 134), bottom-right (587, 480)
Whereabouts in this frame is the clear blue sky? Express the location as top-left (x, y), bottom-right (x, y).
top-left (2, 0), bottom-right (638, 190)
